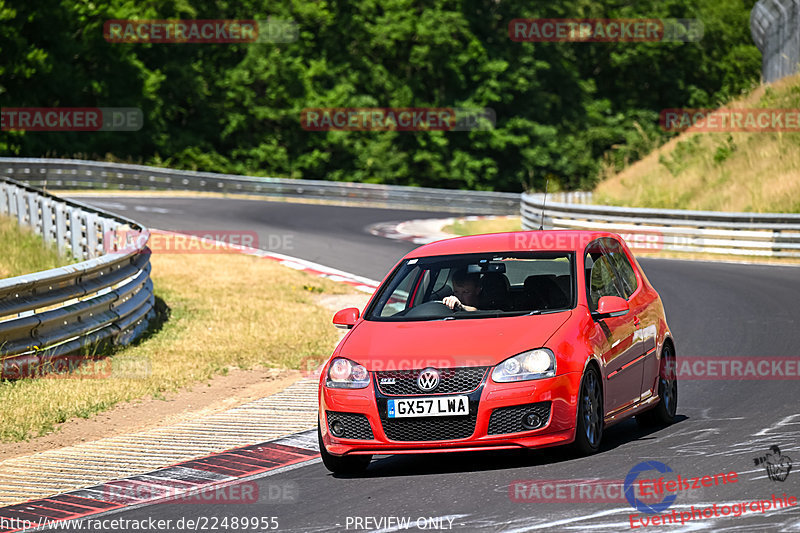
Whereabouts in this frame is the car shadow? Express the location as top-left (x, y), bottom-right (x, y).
top-left (336, 414), bottom-right (690, 478)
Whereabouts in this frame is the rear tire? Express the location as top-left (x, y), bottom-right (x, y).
top-left (572, 365), bottom-right (603, 455)
top-left (637, 343), bottom-right (678, 427)
top-left (318, 423), bottom-right (372, 475)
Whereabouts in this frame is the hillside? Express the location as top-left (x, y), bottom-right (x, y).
top-left (594, 73), bottom-right (800, 213)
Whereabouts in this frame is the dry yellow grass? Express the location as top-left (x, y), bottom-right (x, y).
top-left (443, 216), bottom-right (522, 236)
top-left (0, 251), bottom-right (355, 441)
top-left (595, 73), bottom-right (800, 213)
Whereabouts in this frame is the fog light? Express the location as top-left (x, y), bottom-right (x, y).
top-left (330, 420), bottom-right (345, 437)
top-left (521, 413), bottom-right (541, 430)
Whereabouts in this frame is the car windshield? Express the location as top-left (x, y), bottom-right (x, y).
top-left (366, 252), bottom-right (575, 321)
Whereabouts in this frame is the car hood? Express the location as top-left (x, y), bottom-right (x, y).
top-left (339, 311), bottom-right (573, 370)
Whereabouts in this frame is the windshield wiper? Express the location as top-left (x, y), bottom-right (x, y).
top-left (448, 309), bottom-right (541, 319)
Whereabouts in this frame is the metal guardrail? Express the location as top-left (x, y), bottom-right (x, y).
top-left (521, 193), bottom-right (800, 257)
top-left (0, 177), bottom-right (155, 377)
top-left (752, 0), bottom-right (800, 83)
top-left (0, 158), bottom-right (522, 215)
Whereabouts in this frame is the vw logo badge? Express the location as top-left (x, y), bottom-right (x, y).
top-left (417, 368), bottom-right (440, 392)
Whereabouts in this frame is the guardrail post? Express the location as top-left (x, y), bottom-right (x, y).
top-left (54, 202), bottom-right (68, 256)
top-left (27, 193), bottom-right (42, 236)
top-left (69, 208), bottom-right (83, 259)
top-left (16, 188), bottom-right (26, 225)
top-left (0, 183), bottom-right (8, 216)
top-left (101, 219), bottom-right (114, 255)
top-left (41, 197), bottom-right (54, 245)
top-left (86, 213), bottom-right (99, 259)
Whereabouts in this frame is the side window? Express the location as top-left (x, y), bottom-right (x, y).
top-left (379, 266), bottom-right (419, 316)
top-left (431, 268), bottom-right (450, 293)
top-left (608, 251), bottom-right (638, 298)
top-left (421, 267), bottom-right (451, 302)
top-left (587, 253), bottom-right (623, 310)
top-left (409, 270), bottom-right (431, 307)
top-left (585, 241), bottom-right (625, 311)
top-left (601, 239), bottom-right (639, 298)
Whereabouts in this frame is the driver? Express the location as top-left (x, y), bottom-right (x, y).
top-left (442, 267), bottom-right (480, 311)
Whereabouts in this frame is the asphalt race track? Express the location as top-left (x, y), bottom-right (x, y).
top-left (55, 196), bottom-right (800, 532)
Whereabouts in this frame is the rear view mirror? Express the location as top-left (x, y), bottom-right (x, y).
top-left (593, 296), bottom-right (629, 319)
top-left (333, 307), bottom-right (360, 329)
top-left (467, 260), bottom-right (506, 274)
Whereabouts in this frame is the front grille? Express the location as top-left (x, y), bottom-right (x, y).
top-left (326, 411), bottom-right (374, 440)
top-left (381, 413), bottom-right (478, 441)
top-left (487, 402), bottom-right (551, 435)
top-left (375, 367), bottom-right (488, 396)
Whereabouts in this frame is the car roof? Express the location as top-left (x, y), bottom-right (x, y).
top-left (404, 230), bottom-right (623, 258)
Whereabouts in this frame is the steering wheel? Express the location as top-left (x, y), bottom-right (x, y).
top-left (404, 300), bottom-right (454, 318)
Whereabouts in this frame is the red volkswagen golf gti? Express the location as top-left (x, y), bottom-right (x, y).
top-left (318, 231), bottom-right (677, 474)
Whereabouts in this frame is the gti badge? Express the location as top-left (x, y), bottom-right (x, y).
top-left (379, 377), bottom-right (396, 385)
top-left (417, 367), bottom-right (440, 392)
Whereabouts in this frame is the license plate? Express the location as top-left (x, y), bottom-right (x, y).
top-left (387, 396), bottom-right (469, 418)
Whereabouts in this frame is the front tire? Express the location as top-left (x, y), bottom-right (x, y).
top-left (573, 365), bottom-right (603, 455)
top-left (637, 343), bottom-right (678, 427)
top-left (318, 423), bottom-right (372, 475)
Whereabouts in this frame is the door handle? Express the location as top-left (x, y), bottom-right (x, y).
top-left (633, 316), bottom-right (640, 326)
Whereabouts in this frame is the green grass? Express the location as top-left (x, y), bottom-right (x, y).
top-left (0, 215), bottom-right (73, 278)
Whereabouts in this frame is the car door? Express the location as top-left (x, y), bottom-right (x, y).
top-left (585, 239), bottom-right (644, 416)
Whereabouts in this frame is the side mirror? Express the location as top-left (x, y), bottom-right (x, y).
top-left (592, 296), bottom-right (629, 319)
top-left (333, 307), bottom-right (360, 329)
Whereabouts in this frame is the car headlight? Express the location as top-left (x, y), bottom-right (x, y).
top-left (325, 357), bottom-right (370, 389)
top-left (491, 349), bottom-right (556, 382)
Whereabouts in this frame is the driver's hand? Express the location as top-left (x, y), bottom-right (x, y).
top-left (443, 296), bottom-right (462, 310)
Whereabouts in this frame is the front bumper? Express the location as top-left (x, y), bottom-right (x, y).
top-left (319, 371), bottom-right (582, 456)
